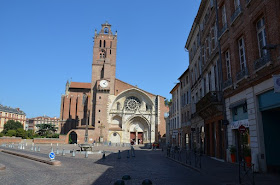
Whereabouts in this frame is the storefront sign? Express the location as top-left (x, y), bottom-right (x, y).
top-left (273, 75), bottom-right (280, 93)
top-left (230, 119), bottom-right (249, 129)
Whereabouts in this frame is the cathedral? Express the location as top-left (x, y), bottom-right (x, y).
top-left (59, 22), bottom-right (168, 145)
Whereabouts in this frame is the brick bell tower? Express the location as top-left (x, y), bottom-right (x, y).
top-left (90, 22), bottom-right (117, 141)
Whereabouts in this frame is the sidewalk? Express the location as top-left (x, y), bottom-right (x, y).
top-left (166, 149), bottom-right (280, 185)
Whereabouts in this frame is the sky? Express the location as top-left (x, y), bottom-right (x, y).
top-left (0, 0), bottom-right (201, 118)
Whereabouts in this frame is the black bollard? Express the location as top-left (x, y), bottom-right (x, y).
top-left (102, 152), bottom-right (106, 159)
top-left (122, 175), bottom-right (131, 180)
top-left (118, 150), bottom-right (121, 159)
top-left (114, 179), bottom-right (125, 185)
top-left (142, 179), bottom-right (152, 185)
top-left (127, 150), bottom-right (130, 158)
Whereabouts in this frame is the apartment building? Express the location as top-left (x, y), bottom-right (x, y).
top-left (0, 104), bottom-right (26, 132)
top-left (218, 0), bottom-right (280, 172)
top-left (169, 83), bottom-right (181, 146)
top-left (178, 69), bottom-right (192, 149)
top-left (28, 115), bottom-right (61, 133)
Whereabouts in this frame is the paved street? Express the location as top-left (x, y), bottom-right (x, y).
top-left (0, 144), bottom-right (218, 185)
top-left (1, 144), bottom-right (280, 185)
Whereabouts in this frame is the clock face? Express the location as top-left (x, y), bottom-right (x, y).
top-left (100, 80), bottom-right (108, 88)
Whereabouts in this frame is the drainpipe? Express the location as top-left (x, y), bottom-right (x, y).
top-left (215, 0), bottom-right (229, 160)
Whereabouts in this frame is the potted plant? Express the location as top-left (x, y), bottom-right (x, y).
top-left (229, 145), bottom-right (237, 163)
top-left (244, 145), bottom-right (251, 167)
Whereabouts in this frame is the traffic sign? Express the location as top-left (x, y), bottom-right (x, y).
top-left (238, 125), bottom-right (246, 133)
top-left (49, 152), bottom-right (55, 160)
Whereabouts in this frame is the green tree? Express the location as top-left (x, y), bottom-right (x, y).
top-left (16, 128), bottom-right (27, 139)
top-left (36, 123), bottom-right (57, 137)
top-left (7, 130), bottom-right (16, 137)
top-left (164, 99), bottom-right (172, 106)
top-left (3, 120), bottom-right (23, 134)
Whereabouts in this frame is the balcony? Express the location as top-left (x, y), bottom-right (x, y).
top-left (223, 77), bottom-right (233, 89)
top-left (236, 67), bottom-right (249, 82)
top-left (218, 23), bottom-right (228, 39)
top-left (196, 91), bottom-right (223, 119)
top-left (231, 5), bottom-right (242, 25)
top-left (246, 0), bottom-right (252, 6)
top-left (254, 52), bottom-right (272, 71)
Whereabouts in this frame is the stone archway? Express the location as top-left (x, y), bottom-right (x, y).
top-left (127, 116), bottom-right (149, 145)
top-left (69, 131), bottom-right (77, 144)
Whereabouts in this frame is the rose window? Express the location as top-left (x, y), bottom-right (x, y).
top-left (125, 97), bottom-right (140, 111)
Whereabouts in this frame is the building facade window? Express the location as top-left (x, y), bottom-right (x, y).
top-left (225, 50), bottom-right (231, 79)
top-left (238, 37), bottom-right (247, 71)
top-left (222, 4), bottom-right (227, 27)
top-left (256, 17), bottom-right (267, 57)
top-left (234, 0), bottom-right (240, 10)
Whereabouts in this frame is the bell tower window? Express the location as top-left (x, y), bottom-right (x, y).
top-left (104, 40), bottom-right (106, 48)
top-left (99, 40), bottom-right (102, 48)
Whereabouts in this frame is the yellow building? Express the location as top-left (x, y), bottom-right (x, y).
top-left (0, 104), bottom-right (26, 132)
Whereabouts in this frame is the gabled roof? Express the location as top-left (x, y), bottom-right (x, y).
top-left (170, 83), bottom-right (180, 94)
top-left (69, 82), bottom-right (91, 89)
top-left (115, 78), bottom-right (166, 99)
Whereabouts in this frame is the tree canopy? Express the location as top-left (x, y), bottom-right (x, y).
top-left (36, 123), bottom-right (57, 136)
top-left (3, 120), bottom-right (23, 134)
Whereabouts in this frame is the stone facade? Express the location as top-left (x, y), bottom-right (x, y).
top-left (60, 22), bottom-right (168, 146)
top-left (0, 105), bottom-right (26, 132)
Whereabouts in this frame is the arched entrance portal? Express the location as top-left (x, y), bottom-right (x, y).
top-left (69, 131), bottom-right (77, 144)
top-left (128, 117), bottom-right (149, 145)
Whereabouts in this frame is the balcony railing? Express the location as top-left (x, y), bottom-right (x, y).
top-left (223, 77), bottom-right (233, 89)
top-left (246, 0), bottom-right (252, 5)
top-left (219, 23), bottom-right (228, 38)
top-left (231, 5), bottom-right (242, 24)
top-left (254, 51), bottom-right (271, 71)
top-left (196, 91), bottom-right (223, 114)
top-left (236, 67), bottom-right (249, 81)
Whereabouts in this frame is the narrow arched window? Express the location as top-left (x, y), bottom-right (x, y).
top-left (110, 49), bottom-right (111, 55)
top-left (104, 40), bottom-right (106, 48)
top-left (99, 40), bottom-right (102, 48)
top-left (99, 53), bottom-right (102, 59)
top-left (117, 102), bottom-right (120, 110)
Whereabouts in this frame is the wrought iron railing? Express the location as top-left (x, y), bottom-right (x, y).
top-left (196, 91), bottom-right (223, 113)
top-left (239, 161), bottom-right (255, 185)
top-left (246, 0), bottom-right (252, 5)
top-left (254, 52), bottom-right (271, 71)
top-left (231, 5), bottom-right (242, 24)
top-left (219, 23), bottom-right (228, 38)
top-left (223, 77), bottom-right (233, 89)
top-left (236, 67), bottom-right (249, 81)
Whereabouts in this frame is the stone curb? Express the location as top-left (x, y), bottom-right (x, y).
top-left (0, 163), bottom-right (6, 170)
top-left (166, 156), bottom-right (201, 173)
top-left (0, 149), bottom-right (61, 166)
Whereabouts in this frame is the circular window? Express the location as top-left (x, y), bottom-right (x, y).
top-left (113, 132), bottom-right (117, 137)
top-left (125, 97), bottom-right (140, 111)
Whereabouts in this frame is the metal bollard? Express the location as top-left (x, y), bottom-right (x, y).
top-left (31, 146), bottom-right (33, 151)
top-left (22, 145), bottom-right (25, 150)
top-left (131, 148), bottom-right (135, 157)
top-left (34, 146), bottom-right (37, 152)
top-left (56, 148), bottom-right (59, 155)
top-left (51, 147), bottom-right (54, 153)
top-left (38, 146), bottom-right (40, 152)
top-left (72, 149), bottom-right (75, 157)
top-left (85, 151), bottom-right (88, 158)
top-left (127, 150), bottom-right (130, 158)
top-left (102, 152), bottom-right (106, 159)
top-left (62, 148), bottom-right (65, 156)
top-left (118, 150), bottom-right (121, 159)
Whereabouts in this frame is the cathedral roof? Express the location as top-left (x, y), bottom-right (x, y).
top-left (69, 82), bottom-right (91, 89)
top-left (115, 78), bottom-right (166, 99)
